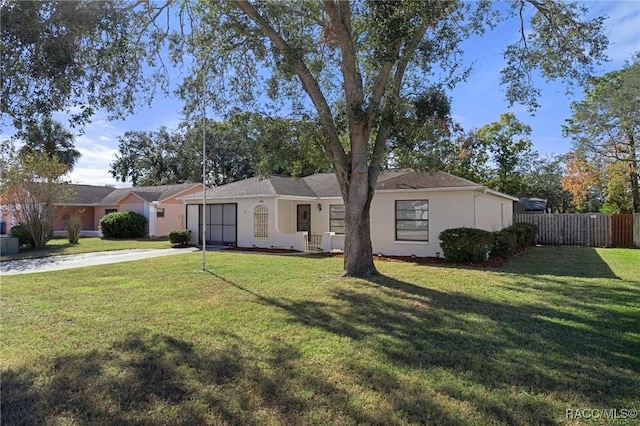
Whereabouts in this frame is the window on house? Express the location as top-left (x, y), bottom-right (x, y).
top-left (105, 209), bottom-right (118, 215)
top-left (254, 205), bottom-right (268, 241)
top-left (329, 204), bottom-right (345, 234)
top-left (156, 208), bottom-right (165, 218)
top-left (395, 200), bottom-right (429, 241)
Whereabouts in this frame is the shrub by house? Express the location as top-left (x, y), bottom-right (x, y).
top-left (439, 227), bottom-right (494, 263)
top-left (168, 229), bottom-right (191, 246)
top-left (100, 211), bottom-right (147, 239)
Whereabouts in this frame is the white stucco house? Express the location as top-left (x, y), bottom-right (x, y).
top-left (180, 170), bottom-right (518, 257)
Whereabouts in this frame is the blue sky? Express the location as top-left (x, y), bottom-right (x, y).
top-left (2, 1), bottom-right (639, 187)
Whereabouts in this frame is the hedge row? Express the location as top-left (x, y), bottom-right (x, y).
top-left (439, 222), bottom-right (537, 263)
top-left (490, 222), bottom-right (537, 258)
top-left (439, 228), bottom-right (494, 263)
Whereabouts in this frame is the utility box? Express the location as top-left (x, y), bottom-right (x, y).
top-left (0, 237), bottom-right (19, 256)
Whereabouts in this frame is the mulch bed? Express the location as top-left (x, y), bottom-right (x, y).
top-left (224, 246), bottom-right (511, 268)
top-left (225, 246), bottom-right (302, 254)
top-left (318, 252), bottom-right (509, 268)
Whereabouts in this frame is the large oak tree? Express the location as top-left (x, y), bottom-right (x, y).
top-left (1, 0), bottom-right (608, 276)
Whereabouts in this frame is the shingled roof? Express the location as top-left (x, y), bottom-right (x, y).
top-left (63, 183), bottom-right (201, 205)
top-left (375, 170), bottom-right (479, 190)
top-left (181, 170), bottom-right (516, 201)
top-left (65, 184), bottom-right (120, 205)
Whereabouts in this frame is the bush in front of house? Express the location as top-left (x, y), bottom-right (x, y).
top-left (100, 211), bottom-right (147, 239)
top-left (9, 224), bottom-right (34, 248)
top-left (439, 227), bottom-right (494, 263)
top-left (490, 228), bottom-right (519, 258)
top-left (168, 229), bottom-right (191, 246)
top-left (65, 214), bottom-right (82, 244)
top-left (490, 222), bottom-right (538, 258)
top-left (513, 222), bottom-right (537, 247)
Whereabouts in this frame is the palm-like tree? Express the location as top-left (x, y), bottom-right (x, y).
top-left (18, 116), bottom-right (81, 173)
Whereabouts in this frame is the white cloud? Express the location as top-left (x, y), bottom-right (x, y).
top-left (604, 3), bottom-right (640, 63)
top-left (67, 167), bottom-right (130, 188)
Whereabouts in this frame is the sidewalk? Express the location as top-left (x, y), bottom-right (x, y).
top-left (0, 247), bottom-right (199, 276)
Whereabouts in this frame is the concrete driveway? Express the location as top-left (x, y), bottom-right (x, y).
top-left (0, 247), bottom-right (200, 276)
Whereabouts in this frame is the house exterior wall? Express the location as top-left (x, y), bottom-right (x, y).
top-left (474, 193), bottom-right (513, 231)
top-left (185, 189), bottom-right (513, 256)
top-left (153, 186), bottom-right (203, 236)
top-left (368, 189), bottom-right (513, 257)
top-left (239, 198), bottom-right (300, 248)
top-left (186, 197), bottom-right (335, 250)
top-left (0, 208), bottom-right (16, 235)
top-left (276, 199), bottom-right (295, 234)
top-left (119, 194), bottom-right (147, 216)
top-left (0, 193), bottom-right (15, 235)
top-left (53, 206), bottom-right (96, 231)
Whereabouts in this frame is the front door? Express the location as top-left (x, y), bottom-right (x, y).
top-left (297, 204), bottom-right (311, 240)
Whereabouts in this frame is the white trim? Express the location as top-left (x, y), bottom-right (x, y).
top-left (149, 204), bottom-right (157, 237)
top-left (483, 188), bottom-right (519, 201)
top-left (377, 186), bottom-right (518, 201)
top-left (393, 240), bottom-right (429, 245)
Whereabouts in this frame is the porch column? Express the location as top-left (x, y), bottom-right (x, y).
top-left (149, 203), bottom-right (157, 237)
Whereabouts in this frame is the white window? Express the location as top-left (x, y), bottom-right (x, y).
top-left (156, 208), bottom-right (165, 218)
top-left (395, 200), bottom-right (429, 241)
top-left (329, 204), bottom-right (345, 234)
top-left (254, 205), bottom-right (268, 241)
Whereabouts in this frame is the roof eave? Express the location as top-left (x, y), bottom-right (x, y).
top-left (157, 183), bottom-right (204, 203)
top-left (376, 185), bottom-right (519, 201)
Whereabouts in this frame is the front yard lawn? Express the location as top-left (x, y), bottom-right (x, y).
top-left (0, 236), bottom-right (170, 262)
top-left (1, 247), bottom-right (638, 424)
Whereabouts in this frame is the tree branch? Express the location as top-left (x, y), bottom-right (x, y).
top-left (229, 0), bottom-right (349, 187)
top-left (323, 0), bottom-right (363, 107)
top-left (369, 22), bottom-right (428, 184)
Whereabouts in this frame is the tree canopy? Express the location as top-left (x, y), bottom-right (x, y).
top-left (474, 113), bottom-right (535, 197)
top-left (1, 0), bottom-right (610, 276)
top-left (563, 54), bottom-right (639, 212)
top-left (110, 113), bottom-right (330, 186)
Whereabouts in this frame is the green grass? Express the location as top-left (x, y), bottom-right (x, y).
top-left (0, 236), bottom-right (170, 262)
top-left (1, 247), bottom-right (639, 425)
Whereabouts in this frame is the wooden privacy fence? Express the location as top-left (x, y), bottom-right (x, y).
top-left (514, 213), bottom-right (639, 248)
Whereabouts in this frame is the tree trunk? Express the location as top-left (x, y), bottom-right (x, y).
top-left (336, 131), bottom-right (379, 278)
top-left (341, 166), bottom-right (378, 277)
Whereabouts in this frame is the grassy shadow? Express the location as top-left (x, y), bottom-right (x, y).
top-left (1, 330), bottom-right (457, 425)
top-left (498, 246), bottom-right (620, 279)
top-left (218, 268), bottom-right (638, 423)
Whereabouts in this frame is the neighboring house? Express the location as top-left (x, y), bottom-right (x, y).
top-left (1, 183), bottom-right (205, 237)
top-left (180, 170), bottom-right (518, 257)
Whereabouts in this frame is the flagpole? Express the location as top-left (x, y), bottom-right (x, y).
top-left (201, 76), bottom-right (207, 272)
